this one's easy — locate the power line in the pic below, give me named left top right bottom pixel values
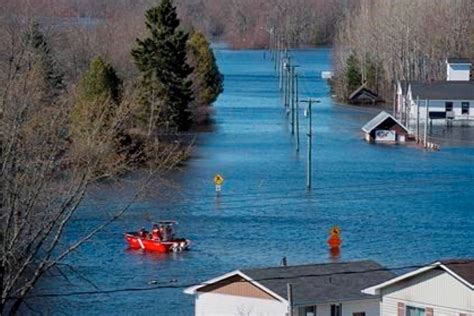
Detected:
left=12, top=261, right=471, bottom=300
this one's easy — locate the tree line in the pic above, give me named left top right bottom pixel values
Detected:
left=332, top=0, right=474, bottom=101
left=0, top=0, right=222, bottom=313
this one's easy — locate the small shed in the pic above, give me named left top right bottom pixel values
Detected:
left=349, top=85, right=380, bottom=104
left=362, top=111, right=411, bottom=143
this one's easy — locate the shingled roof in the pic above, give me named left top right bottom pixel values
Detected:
left=440, top=259, right=474, bottom=286
left=410, top=81, right=474, bottom=100
left=241, top=260, right=395, bottom=306
left=447, top=58, right=471, bottom=64
left=363, top=259, right=474, bottom=295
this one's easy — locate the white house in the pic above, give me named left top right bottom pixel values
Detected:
left=396, top=58, right=474, bottom=126
left=184, top=260, right=395, bottom=316
left=363, top=259, right=474, bottom=316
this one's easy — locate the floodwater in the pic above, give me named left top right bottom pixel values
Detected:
left=32, top=49, right=474, bottom=315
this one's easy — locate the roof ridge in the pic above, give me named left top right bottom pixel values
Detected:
left=242, top=259, right=380, bottom=272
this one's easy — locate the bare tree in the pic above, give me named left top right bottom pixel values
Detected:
left=0, top=18, right=185, bottom=314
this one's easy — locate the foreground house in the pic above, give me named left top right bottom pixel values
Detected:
left=184, top=260, right=395, bottom=316
left=362, top=111, right=412, bottom=143
left=397, top=58, right=474, bottom=126
left=363, top=259, right=474, bottom=316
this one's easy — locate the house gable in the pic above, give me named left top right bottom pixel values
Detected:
left=196, top=274, right=279, bottom=301
left=377, top=269, right=474, bottom=313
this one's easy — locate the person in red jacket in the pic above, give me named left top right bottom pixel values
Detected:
left=151, top=224, right=162, bottom=241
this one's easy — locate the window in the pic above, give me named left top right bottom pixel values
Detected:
left=462, top=102, right=470, bottom=115
left=331, top=304, right=342, bottom=316
left=353, top=313, right=366, bottom=316
left=406, top=306, right=425, bottom=316
left=298, top=306, right=316, bottom=316
left=445, top=102, right=453, bottom=112
left=299, top=306, right=316, bottom=316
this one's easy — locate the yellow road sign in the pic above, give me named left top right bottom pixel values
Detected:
left=329, top=226, right=341, bottom=237
left=214, top=174, right=224, bottom=185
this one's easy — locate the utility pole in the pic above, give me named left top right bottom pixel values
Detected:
left=278, top=39, right=283, bottom=90
left=290, top=65, right=295, bottom=134
left=287, top=283, right=293, bottom=316
left=302, top=99, right=319, bottom=189
left=295, top=74, right=300, bottom=152
left=424, top=100, right=429, bottom=148
left=416, top=97, right=420, bottom=142
left=284, top=54, right=291, bottom=110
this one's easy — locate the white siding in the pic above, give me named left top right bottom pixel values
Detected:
left=447, top=64, right=471, bottom=81
left=195, top=292, right=288, bottom=316
left=380, top=271, right=474, bottom=316
left=304, top=299, right=380, bottom=316
left=407, top=99, right=474, bottom=125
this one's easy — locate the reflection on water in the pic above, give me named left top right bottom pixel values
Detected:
left=32, top=48, right=474, bottom=315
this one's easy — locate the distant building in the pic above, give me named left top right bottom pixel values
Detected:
left=363, top=259, right=474, bottom=316
left=362, top=111, right=412, bottom=143
left=396, top=58, right=474, bottom=126
left=349, top=85, right=380, bottom=105
left=184, top=260, right=395, bottom=316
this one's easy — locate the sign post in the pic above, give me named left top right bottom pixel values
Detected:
left=214, top=174, right=224, bottom=194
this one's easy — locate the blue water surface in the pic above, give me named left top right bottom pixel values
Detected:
left=32, top=48, right=474, bottom=315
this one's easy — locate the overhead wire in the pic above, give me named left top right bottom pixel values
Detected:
left=11, top=261, right=471, bottom=300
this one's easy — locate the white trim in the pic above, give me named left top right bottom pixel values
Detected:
left=362, top=111, right=411, bottom=134
left=183, top=270, right=288, bottom=303
left=362, top=261, right=474, bottom=295
left=438, top=263, right=474, bottom=290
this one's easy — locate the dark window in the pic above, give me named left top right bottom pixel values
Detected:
left=406, top=306, right=425, bottom=316
left=445, top=102, right=453, bottom=112
left=298, top=306, right=316, bottom=316
left=353, top=313, right=366, bottom=316
left=462, top=102, right=470, bottom=115
left=331, top=304, right=342, bottom=316
left=304, top=306, right=316, bottom=316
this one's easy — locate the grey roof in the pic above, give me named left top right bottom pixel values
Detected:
left=440, top=259, right=474, bottom=286
left=361, top=111, right=409, bottom=134
left=447, top=58, right=471, bottom=64
left=411, top=81, right=474, bottom=100
left=349, top=85, right=378, bottom=101
left=242, top=260, right=395, bottom=306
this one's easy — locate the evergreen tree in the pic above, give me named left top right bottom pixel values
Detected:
left=71, top=57, right=122, bottom=141
left=188, top=31, right=223, bottom=107
left=131, top=0, right=193, bottom=132
left=24, top=21, right=64, bottom=103
left=79, top=57, right=122, bottom=104
left=346, top=53, right=362, bottom=95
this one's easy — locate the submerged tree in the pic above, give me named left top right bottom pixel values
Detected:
left=70, top=56, right=123, bottom=153
left=187, top=30, right=223, bottom=124
left=346, top=53, right=362, bottom=95
left=131, top=0, right=193, bottom=132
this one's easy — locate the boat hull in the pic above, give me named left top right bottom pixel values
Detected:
left=124, top=233, right=190, bottom=253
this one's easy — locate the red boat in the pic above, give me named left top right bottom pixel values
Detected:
left=124, top=221, right=191, bottom=253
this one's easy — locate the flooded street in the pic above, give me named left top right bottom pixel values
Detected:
left=33, top=49, right=474, bottom=315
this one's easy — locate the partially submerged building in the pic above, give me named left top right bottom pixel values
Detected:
left=396, top=58, right=474, bottom=126
left=349, top=85, right=380, bottom=105
left=362, top=111, right=412, bottom=143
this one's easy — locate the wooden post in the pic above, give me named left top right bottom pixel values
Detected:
left=416, top=96, right=420, bottom=141
left=287, top=283, right=293, bottom=316
left=307, top=100, right=312, bottom=189
left=296, top=74, right=300, bottom=152
left=290, top=65, right=295, bottom=134
left=301, top=99, right=314, bottom=189
left=424, top=100, right=429, bottom=148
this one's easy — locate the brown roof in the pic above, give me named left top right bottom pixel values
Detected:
left=441, top=259, right=474, bottom=286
